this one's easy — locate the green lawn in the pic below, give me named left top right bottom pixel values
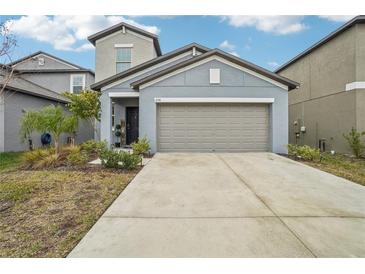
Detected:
left=0, top=151, right=24, bottom=171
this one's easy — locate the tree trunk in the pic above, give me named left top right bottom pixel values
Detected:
left=54, top=137, right=60, bottom=154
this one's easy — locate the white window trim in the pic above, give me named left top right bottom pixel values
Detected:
left=154, top=97, right=275, bottom=103
left=345, top=81, right=365, bottom=91
left=139, top=55, right=289, bottom=91
left=114, top=43, right=133, bottom=48
left=70, top=74, right=86, bottom=93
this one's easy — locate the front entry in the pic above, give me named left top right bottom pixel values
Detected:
left=126, top=107, right=139, bottom=145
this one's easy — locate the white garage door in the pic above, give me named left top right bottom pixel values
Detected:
left=157, top=103, right=270, bottom=152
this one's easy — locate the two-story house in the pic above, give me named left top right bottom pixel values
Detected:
left=0, top=52, right=95, bottom=152
left=276, top=16, right=365, bottom=153
left=89, top=22, right=298, bottom=154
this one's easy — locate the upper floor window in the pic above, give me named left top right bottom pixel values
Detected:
left=70, top=74, right=85, bottom=94
left=116, top=47, right=131, bottom=73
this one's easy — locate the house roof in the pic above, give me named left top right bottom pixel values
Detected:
left=0, top=74, right=69, bottom=103
left=131, top=49, right=299, bottom=90
left=275, top=15, right=364, bottom=73
left=8, top=51, right=93, bottom=72
left=16, top=69, right=95, bottom=75
left=91, top=43, right=210, bottom=91
left=88, top=22, right=162, bottom=56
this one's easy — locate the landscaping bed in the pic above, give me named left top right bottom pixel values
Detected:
left=0, top=165, right=139, bottom=257
left=287, top=144, right=365, bottom=187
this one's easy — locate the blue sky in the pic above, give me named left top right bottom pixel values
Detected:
left=0, top=15, right=354, bottom=71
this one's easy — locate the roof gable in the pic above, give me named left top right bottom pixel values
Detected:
left=131, top=49, right=298, bottom=90
left=91, top=43, right=210, bottom=91
left=88, top=22, right=162, bottom=56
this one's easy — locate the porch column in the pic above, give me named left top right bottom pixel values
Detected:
left=100, top=92, right=113, bottom=148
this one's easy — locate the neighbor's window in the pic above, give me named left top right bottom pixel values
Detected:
left=71, top=74, right=85, bottom=93
left=116, top=48, right=131, bottom=73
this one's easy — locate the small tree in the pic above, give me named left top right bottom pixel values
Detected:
left=19, top=105, right=78, bottom=153
left=343, top=127, right=365, bottom=158
left=63, top=90, right=101, bottom=139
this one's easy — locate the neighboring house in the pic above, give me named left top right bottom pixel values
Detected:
left=90, top=22, right=298, bottom=154
left=276, top=15, right=365, bottom=153
left=0, top=52, right=95, bottom=152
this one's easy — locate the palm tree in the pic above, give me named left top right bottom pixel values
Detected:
left=20, top=105, right=77, bottom=153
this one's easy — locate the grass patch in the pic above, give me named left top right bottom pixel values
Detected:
left=298, top=153, right=365, bottom=187
left=0, top=168, right=138, bottom=257
left=0, top=152, right=24, bottom=171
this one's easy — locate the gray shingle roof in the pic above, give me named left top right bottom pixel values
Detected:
left=0, top=73, right=69, bottom=103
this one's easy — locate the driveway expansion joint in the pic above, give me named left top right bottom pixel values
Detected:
left=216, top=154, right=318, bottom=258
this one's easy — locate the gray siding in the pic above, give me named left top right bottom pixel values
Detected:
left=138, top=60, right=288, bottom=154
left=14, top=54, right=78, bottom=70
left=95, top=29, right=158, bottom=82
left=1, top=90, right=93, bottom=152
left=21, top=72, right=95, bottom=93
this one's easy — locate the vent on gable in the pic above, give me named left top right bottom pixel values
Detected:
left=209, top=68, right=220, bottom=84
left=38, top=57, right=45, bottom=66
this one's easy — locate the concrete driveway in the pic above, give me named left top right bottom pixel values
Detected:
left=69, top=153, right=365, bottom=257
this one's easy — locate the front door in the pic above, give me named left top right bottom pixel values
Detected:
left=126, top=107, right=139, bottom=145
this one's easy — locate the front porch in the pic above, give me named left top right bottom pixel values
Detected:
left=100, top=92, right=139, bottom=148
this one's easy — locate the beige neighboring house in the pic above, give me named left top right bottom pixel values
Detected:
left=276, top=15, right=365, bottom=153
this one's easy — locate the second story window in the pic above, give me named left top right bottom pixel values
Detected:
left=116, top=47, right=131, bottom=73
left=70, top=74, right=85, bottom=94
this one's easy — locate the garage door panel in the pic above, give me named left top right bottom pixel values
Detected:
left=158, top=103, right=269, bottom=152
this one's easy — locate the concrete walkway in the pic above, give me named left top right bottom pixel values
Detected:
left=69, top=153, right=365, bottom=257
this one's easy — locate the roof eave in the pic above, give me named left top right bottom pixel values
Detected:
left=131, top=49, right=299, bottom=90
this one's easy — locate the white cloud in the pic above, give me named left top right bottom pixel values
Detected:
left=267, top=61, right=280, bottom=68
left=5, top=15, right=160, bottom=52
left=319, top=15, right=355, bottom=22
left=229, top=51, right=240, bottom=57
left=221, top=16, right=307, bottom=35
left=244, top=37, right=252, bottom=50
left=219, top=40, right=235, bottom=50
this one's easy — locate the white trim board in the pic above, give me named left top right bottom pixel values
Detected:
left=139, top=55, right=289, bottom=91
left=154, top=97, right=275, bottom=103
left=114, top=43, right=133, bottom=48
left=109, top=91, right=139, bottom=98
left=346, top=81, right=365, bottom=91
left=101, top=50, right=195, bottom=91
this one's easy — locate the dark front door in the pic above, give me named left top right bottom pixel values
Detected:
left=126, top=107, right=139, bottom=145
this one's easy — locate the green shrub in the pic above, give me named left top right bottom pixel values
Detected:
left=80, top=140, right=107, bottom=156
left=131, top=137, right=150, bottom=156
left=100, top=149, right=141, bottom=169
left=120, top=152, right=141, bottom=170
left=287, top=144, right=320, bottom=161
left=343, top=128, right=365, bottom=158
left=67, top=151, right=88, bottom=165
left=100, top=149, right=121, bottom=168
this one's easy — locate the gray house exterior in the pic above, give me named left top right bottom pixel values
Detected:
left=276, top=16, right=365, bottom=153
left=0, top=52, right=95, bottom=152
left=90, top=23, right=298, bottom=154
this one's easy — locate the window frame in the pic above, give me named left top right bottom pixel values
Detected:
left=115, top=46, right=132, bottom=73
left=70, top=74, right=86, bottom=94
